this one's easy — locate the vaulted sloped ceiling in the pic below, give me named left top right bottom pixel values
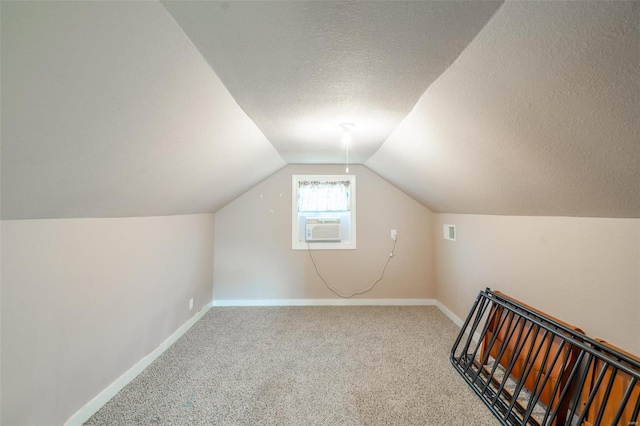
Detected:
left=161, top=1, right=503, bottom=164
left=366, top=1, right=640, bottom=217
left=1, top=1, right=285, bottom=219
left=2, top=1, right=638, bottom=220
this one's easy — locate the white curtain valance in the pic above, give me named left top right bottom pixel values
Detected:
left=298, top=180, right=351, bottom=212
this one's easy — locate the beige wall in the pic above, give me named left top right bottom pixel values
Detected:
left=213, top=165, right=435, bottom=300
left=0, top=213, right=215, bottom=426
left=434, top=214, right=640, bottom=355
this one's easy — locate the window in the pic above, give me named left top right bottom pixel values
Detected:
left=292, top=175, right=356, bottom=250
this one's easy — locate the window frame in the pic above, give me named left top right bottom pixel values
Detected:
left=291, top=174, right=356, bottom=250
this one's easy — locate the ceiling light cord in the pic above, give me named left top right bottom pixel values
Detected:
left=306, top=239, right=397, bottom=298
left=346, top=143, right=349, bottom=173
left=340, top=123, right=354, bottom=174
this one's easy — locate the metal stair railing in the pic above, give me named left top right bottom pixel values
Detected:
left=450, top=288, right=640, bottom=426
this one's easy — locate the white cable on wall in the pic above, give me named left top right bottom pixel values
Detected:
left=306, top=239, right=397, bottom=298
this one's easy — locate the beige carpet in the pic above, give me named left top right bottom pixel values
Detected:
left=85, top=306, right=500, bottom=425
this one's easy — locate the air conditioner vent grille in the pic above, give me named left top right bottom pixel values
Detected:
left=306, top=218, right=341, bottom=242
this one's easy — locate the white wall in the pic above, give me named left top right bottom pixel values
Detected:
left=434, top=214, right=640, bottom=355
left=0, top=214, right=215, bottom=425
left=213, top=165, right=435, bottom=300
left=4, top=191, right=637, bottom=426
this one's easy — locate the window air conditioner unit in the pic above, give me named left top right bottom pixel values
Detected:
left=306, top=218, right=341, bottom=242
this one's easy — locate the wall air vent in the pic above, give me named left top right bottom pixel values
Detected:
left=443, top=224, right=456, bottom=241
left=306, top=218, right=341, bottom=242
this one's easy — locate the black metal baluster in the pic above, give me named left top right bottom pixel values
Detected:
left=491, top=320, right=537, bottom=407
left=457, top=295, right=487, bottom=360
left=521, top=337, right=564, bottom=425
left=610, top=377, right=637, bottom=426
left=564, top=353, right=594, bottom=424
left=505, top=328, right=548, bottom=422
left=592, top=365, right=617, bottom=426
left=463, top=299, right=500, bottom=377
left=574, top=362, right=610, bottom=425
left=544, top=350, right=587, bottom=426
left=490, top=316, right=532, bottom=406
left=461, top=296, right=491, bottom=374
left=472, top=308, right=516, bottom=384
left=539, top=343, right=573, bottom=426
left=480, top=312, right=523, bottom=395
left=451, top=293, right=482, bottom=362
left=630, top=391, right=640, bottom=425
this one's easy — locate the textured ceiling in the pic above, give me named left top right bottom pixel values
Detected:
left=1, top=1, right=285, bottom=219
left=2, top=1, right=638, bottom=220
left=366, top=1, right=640, bottom=218
left=162, top=1, right=502, bottom=164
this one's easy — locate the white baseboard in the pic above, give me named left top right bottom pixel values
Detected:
left=64, top=302, right=212, bottom=426
left=434, top=300, right=464, bottom=328
left=212, top=298, right=436, bottom=306
left=435, top=300, right=480, bottom=342
left=64, top=298, right=468, bottom=425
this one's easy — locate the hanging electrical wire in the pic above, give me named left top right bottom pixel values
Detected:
left=307, top=238, right=397, bottom=298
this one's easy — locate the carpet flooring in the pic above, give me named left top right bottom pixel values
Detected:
left=85, top=306, right=500, bottom=425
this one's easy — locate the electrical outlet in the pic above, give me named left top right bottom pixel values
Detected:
left=189, top=298, right=193, bottom=311
left=391, top=229, right=397, bottom=241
